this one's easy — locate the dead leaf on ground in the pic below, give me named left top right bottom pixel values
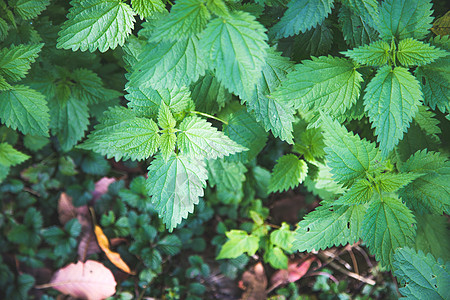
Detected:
left=431, top=11, right=450, bottom=36
left=58, top=192, right=90, bottom=228
left=239, top=262, right=267, bottom=300
left=47, top=260, right=116, bottom=300
left=92, top=177, right=116, bottom=201
left=270, top=256, right=317, bottom=289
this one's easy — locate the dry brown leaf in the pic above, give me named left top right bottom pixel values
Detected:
left=239, top=262, right=267, bottom=300
left=92, top=177, right=116, bottom=201
left=94, top=225, right=134, bottom=274
left=58, top=192, right=90, bottom=228
left=49, top=260, right=116, bottom=300
left=431, top=11, right=450, bottom=36
left=270, top=257, right=317, bottom=288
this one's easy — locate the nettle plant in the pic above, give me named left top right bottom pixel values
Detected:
left=0, top=0, right=449, bottom=297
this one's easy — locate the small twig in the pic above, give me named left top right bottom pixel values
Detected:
left=347, top=248, right=359, bottom=275
left=322, top=250, right=352, bottom=270
left=328, top=261, right=376, bottom=285
left=306, top=271, right=339, bottom=284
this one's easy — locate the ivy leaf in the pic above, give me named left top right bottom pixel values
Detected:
left=364, top=66, right=422, bottom=157
left=270, top=0, right=334, bottom=39
left=245, top=48, right=296, bottom=144
left=129, top=36, right=206, bottom=90
left=0, top=142, right=30, bottom=167
left=415, top=214, right=450, bottom=262
left=57, top=0, right=136, bottom=53
left=0, top=85, right=49, bottom=136
left=49, top=96, right=89, bottom=152
left=338, top=5, right=378, bottom=48
left=131, top=0, right=166, bottom=19
left=377, top=0, right=433, bottom=41
left=200, top=11, right=268, bottom=100
left=399, top=150, right=450, bottom=215
left=0, top=43, right=43, bottom=83
left=393, top=248, right=450, bottom=299
left=150, top=0, right=211, bottom=42
left=146, top=154, right=208, bottom=231
left=334, top=179, right=373, bottom=205
left=340, top=0, right=378, bottom=28
left=319, top=113, right=382, bottom=188
left=217, top=230, right=259, bottom=259
left=79, top=107, right=160, bottom=161
left=11, top=0, right=50, bottom=20
left=268, top=154, right=307, bottom=193
left=178, top=116, right=247, bottom=159
left=293, top=203, right=366, bottom=252
left=223, top=109, right=268, bottom=163
left=362, top=196, right=416, bottom=270
left=397, top=38, right=449, bottom=67
left=272, top=56, right=363, bottom=116
left=342, top=40, right=390, bottom=66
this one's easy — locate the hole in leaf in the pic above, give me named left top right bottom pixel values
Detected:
left=347, top=222, right=350, bottom=229
left=307, top=228, right=310, bottom=232
left=434, top=284, right=438, bottom=288
left=329, top=208, right=334, bottom=212
left=432, top=274, right=436, bottom=278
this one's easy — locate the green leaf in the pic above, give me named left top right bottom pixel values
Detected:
left=57, top=0, right=136, bottom=52
left=362, top=196, right=416, bottom=269
left=376, top=172, right=422, bottom=193
left=146, top=154, right=208, bottom=231
left=335, top=179, right=374, bottom=205
left=0, top=43, right=43, bottom=83
left=217, top=230, right=259, bottom=259
left=156, top=235, right=182, bottom=256
left=159, top=132, right=177, bottom=161
left=126, top=85, right=192, bottom=118
left=340, top=0, right=378, bottom=28
left=272, top=56, right=363, bottom=116
left=415, top=214, right=450, bottom=262
left=293, top=203, right=366, bottom=252
left=80, top=107, right=161, bottom=161
left=178, top=116, right=247, bottom=159
left=399, top=150, right=450, bottom=215
left=0, top=85, right=49, bottom=136
left=190, top=72, right=231, bottom=115
left=0, top=164, right=9, bottom=183
left=157, top=104, right=176, bottom=129
left=338, top=5, right=378, bottom=48
left=49, top=96, right=89, bottom=151
left=129, top=36, right=207, bottom=90
left=207, top=158, right=246, bottom=204
left=364, top=66, right=422, bottom=157
left=393, top=248, right=450, bottom=299
left=150, top=0, right=210, bottom=42
left=397, top=38, right=449, bottom=67
left=413, top=105, right=441, bottom=140
left=200, top=11, right=268, bottom=100
left=12, top=0, right=50, bottom=20
left=293, top=21, right=333, bottom=59
left=23, top=135, right=49, bottom=151
left=245, top=48, right=296, bottom=143
left=265, top=246, right=288, bottom=269
left=223, top=109, right=268, bottom=163
left=131, top=0, right=166, bottom=19
left=71, top=69, right=121, bottom=105
left=342, top=40, right=390, bottom=66
left=0, top=142, right=29, bottom=167
left=292, top=121, right=326, bottom=162
left=268, top=154, right=307, bottom=193
left=319, top=113, right=382, bottom=187
left=270, top=0, right=334, bottom=39
left=377, top=0, right=433, bottom=41
left=270, top=222, right=295, bottom=252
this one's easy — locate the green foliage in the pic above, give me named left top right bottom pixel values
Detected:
left=268, top=154, right=307, bottom=193
left=131, top=0, right=166, bottom=20
left=0, top=43, right=43, bottom=85
left=0, top=142, right=29, bottom=167
left=217, top=230, right=259, bottom=259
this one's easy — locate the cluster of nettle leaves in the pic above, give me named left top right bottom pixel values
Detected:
left=0, top=0, right=449, bottom=298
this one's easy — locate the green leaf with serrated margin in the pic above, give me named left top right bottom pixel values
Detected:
left=377, top=0, right=433, bottom=41
left=293, top=21, right=333, bottom=59
left=340, top=0, right=378, bottom=28
left=131, top=0, right=166, bottom=19
left=207, top=158, right=246, bottom=204
left=397, top=38, right=448, bottom=67
left=376, top=172, right=423, bottom=193
left=246, top=48, right=295, bottom=144
left=362, top=196, right=416, bottom=270
left=413, top=105, right=441, bottom=141
left=268, top=154, right=307, bottom=193
left=0, top=85, right=49, bottom=136
left=293, top=203, right=366, bottom=252
left=399, top=150, right=450, bottom=215
left=393, top=248, right=450, bottom=299
left=364, top=66, right=422, bottom=157
left=334, top=179, right=373, bottom=205
left=71, top=69, right=121, bottom=105
left=57, top=0, right=135, bottom=52
left=342, top=40, right=390, bottom=66
left=0, top=43, right=43, bottom=82
left=12, top=0, right=50, bottom=20
left=157, top=104, right=176, bottom=129
left=178, top=116, right=247, bottom=159
left=129, top=36, right=206, bottom=90
left=146, top=154, right=208, bottom=231
left=223, top=109, right=268, bottom=163
left=190, top=72, right=231, bottom=115
left=150, top=0, right=210, bottom=42
left=217, top=230, right=259, bottom=259
left=0, top=143, right=29, bottom=167
left=270, top=222, right=295, bottom=252
left=80, top=107, right=160, bottom=161
left=415, top=214, right=450, bottom=262
left=272, top=56, right=363, bottom=116
left=200, top=11, right=268, bottom=100
left=319, top=113, right=382, bottom=188
left=270, top=0, right=334, bottom=39
left=338, top=5, right=378, bottom=48
left=49, top=97, right=89, bottom=152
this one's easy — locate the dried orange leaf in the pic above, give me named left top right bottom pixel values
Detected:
left=50, top=260, right=116, bottom=300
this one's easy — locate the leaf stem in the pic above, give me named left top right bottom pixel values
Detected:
left=188, top=111, right=228, bottom=125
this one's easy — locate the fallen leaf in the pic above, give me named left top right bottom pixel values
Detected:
left=78, top=231, right=101, bottom=261
left=239, top=262, right=267, bottom=300
left=50, top=260, right=116, bottom=300
left=58, top=192, right=90, bottom=228
left=92, top=177, right=116, bottom=201
left=94, top=225, right=134, bottom=274
left=270, top=256, right=317, bottom=288
left=431, top=11, right=450, bottom=36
